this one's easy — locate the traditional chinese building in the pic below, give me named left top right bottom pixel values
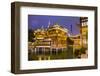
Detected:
left=29, top=23, right=68, bottom=54
left=47, top=24, right=68, bottom=49
left=28, top=17, right=88, bottom=59
left=69, top=17, right=88, bottom=50
left=70, top=35, right=82, bottom=50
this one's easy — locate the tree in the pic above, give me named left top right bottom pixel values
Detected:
left=28, top=29, right=35, bottom=42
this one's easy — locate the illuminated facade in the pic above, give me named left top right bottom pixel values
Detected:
left=47, top=24, right=68, bottom=49
left=70, top=35, right=82, bottom=49
left=28, top=17, right=88, bottom=56
left=80, top=17, right=88, bottom=48
left=29, top=24, right=68, bottom=53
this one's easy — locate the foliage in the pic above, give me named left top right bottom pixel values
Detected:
left=28, top=29, right=35, bottom=42
left=74, top=47, right=87, bottom=58
left=80, top=47, right=87, bottom=54
left=67, top=37, right=74, bottom=45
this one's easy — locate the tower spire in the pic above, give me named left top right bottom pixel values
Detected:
left=48, top=20, right=50, bottom=28
left=41, top=25, right=44, bottom=30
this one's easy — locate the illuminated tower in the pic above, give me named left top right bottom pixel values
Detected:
left=80, top=17, right=88, bottom=48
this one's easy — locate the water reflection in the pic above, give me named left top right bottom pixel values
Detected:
left=28, top=46, right=74, bottom=60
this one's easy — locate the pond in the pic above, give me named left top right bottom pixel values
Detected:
left=28, top=46, right=75, bottom=61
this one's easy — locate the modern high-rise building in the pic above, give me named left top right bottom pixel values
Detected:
left=80, top=17, right=88, bottom=48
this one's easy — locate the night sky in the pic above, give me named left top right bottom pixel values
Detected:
left=28, top=15, right=81, bottom=35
